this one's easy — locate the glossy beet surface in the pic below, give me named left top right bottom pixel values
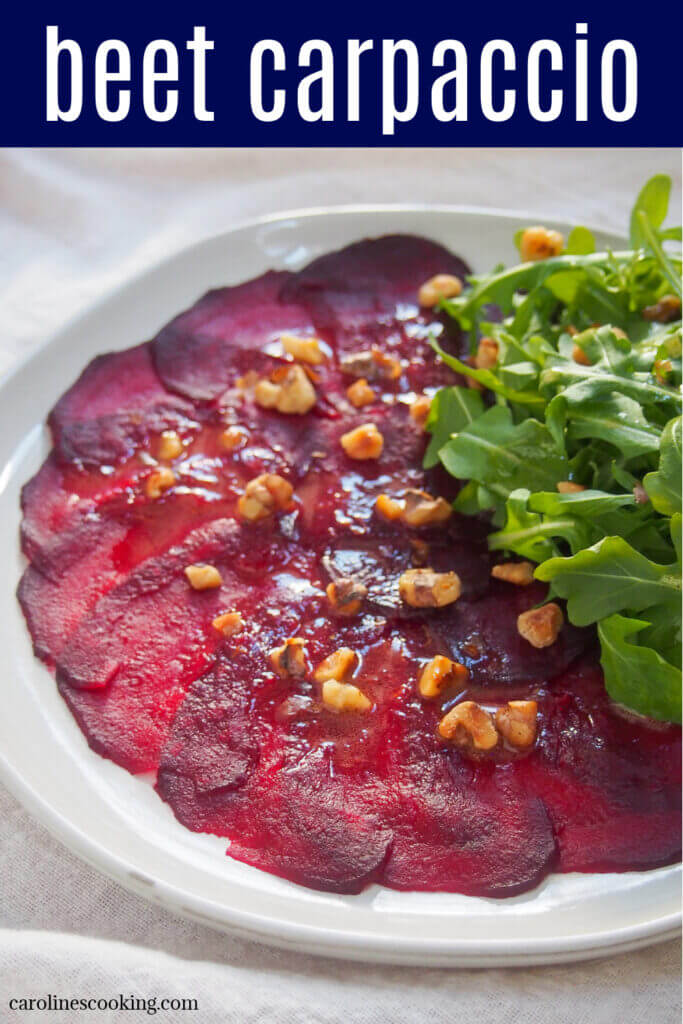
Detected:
left=19, top=236, right=681, bottom=895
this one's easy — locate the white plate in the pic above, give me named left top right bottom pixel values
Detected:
left=0, top=206, right=680, bottom=967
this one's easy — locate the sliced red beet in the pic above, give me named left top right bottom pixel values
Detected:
left=19, top=233, right=681, bottom=896
left=516, top=662, right=682, bottom=873
left=49, top=342, right=197, bottom=466
left=152, top=272, right=318, bottom=402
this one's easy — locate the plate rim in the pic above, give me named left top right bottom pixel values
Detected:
left=2, top=202, right=680, bottom=966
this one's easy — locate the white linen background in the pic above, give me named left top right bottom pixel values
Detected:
left=0, top=147, right=681, bottom=1023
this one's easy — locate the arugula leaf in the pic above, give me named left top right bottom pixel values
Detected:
left=430, top=340, right=545, bottom=410
left=439, top=406, right=567, bottom=499
left=630, top=174, right=671, bottom=248
left=565, top=225, right=596, bottom=255
left=564, top=394, right=661, bottom=459
left=488, top=489, right=594, bottom=560
left=599, top=614, right=681, bottom=724
left=423, top=386, right=484, bottom=469
left=534, top=535, right=681, bottom=626
left=643, top=416, right=682, bottom=515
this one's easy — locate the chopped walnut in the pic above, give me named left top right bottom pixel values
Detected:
left=556, top=480, right=586, bottom=494
left=418, top=655, right=468, bottom=699
left=326, top=578, right=368, bottom=616
left=642, top=295, right=681, bottom=323
left=185, top=564, right=223, bottom=590
left=220, top=426, right=248, bottom=451
left=254, top=364, right=316, bottom=415
left=474, top=337, right=499, bottom=370
left=340, top=423, right=384, bottom=460
left=269, top=637, right=307, bottom=678
left=281, top=333, right=325, bottom=364
left=495, top=700, right=538, bottom=749
left=341, top=348, right=401, bottom=382
left=633, top=482, right=650, bottom=505
left=438, top=701, right=498, bottom=751
left=375, top=489, right=451, bottom=528
left=654, top=358, right=673, bottom=384
left=314, top=647, right=359, bottom=683
left=157, top=430, right=183, bottom=460
left=346, top=378, right=375, bottom=408
left=238, top=473, right=294, bottom=522
left=520, top=226, right=563, bottom=262
left=418, top=273, right=463, bottom=307
left=212, top=611, right=244, bottom=637
left=145, top=467, right=175, bottom=499
left=491, top=561, right=535, bottom=586
left=322, top=680, right=372, bottom=713
left=572, top=344, right=592, bottom=366
left=409, top=394, right=432, bottom=427
left=517, top=603, right=563, bottom=648
left=399, top=569, right=461, bottom=608
left=403, top=489, right=452, bottom=527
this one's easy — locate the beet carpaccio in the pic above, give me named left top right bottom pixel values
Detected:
left=18, top=236, right=681, bottom=896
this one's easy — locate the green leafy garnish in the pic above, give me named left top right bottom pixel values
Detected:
left=426, top=175, right=682, bottom=723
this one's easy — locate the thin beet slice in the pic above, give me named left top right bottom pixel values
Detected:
left=49, top=342, right=196, bottom=466
left=424, top=580, right=590, bottom=690
left=152, top=272, right=317, bottom=402
left=58, top=518, right=321, bottom=772
left=516, top=662, right=682, bottom=873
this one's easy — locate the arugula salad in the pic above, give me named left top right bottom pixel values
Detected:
left=425, top=175, right=682, bottom=723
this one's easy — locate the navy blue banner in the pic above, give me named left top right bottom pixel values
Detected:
left=1, top=2, right=680, bottom=146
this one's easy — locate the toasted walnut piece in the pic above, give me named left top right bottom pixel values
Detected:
left=145, top=467, right=176, bottom=500
left=491, top=561, right=536, bottom=586
left=254, top=365, right=317, bottom=415
left=346, top=378, right=375, bottom=408
left=438, top=701, right=498, bottom=751
left=269, top=637, right=307, bottom=678
left=157, top=430, right=183, bottom=460
left=520, top=226, right=564, bottom=262
left=557, top=480, right=586, bottom=494
left=276, top=364, right=317, bottom=414
left=238, top=473, right=294, bottom=522
left=654, top=358, right=673, bottom=384
left=474, top=337, right=499, bottom=370
left=566, top=325, right=578, bottom=336
left=212, top=611, right=244, bottom=637
left=281, top=333, right=325, bottom=365
left=572, top=344, right=592, bottom=366
left=642, top=295, right=681, bottom=323
left=236, top=370, right=259, bottom=390
left=375, top=494, right=404, bottom=522
left=409, top=394, right=432, bottom=426
left=418, top=655, right=469, bottom=699
left=253, top=378, right=281, bottom=409
left=220, top=426, right=248, bottom=451
left=341, top=348, right=401, bottom=382
left=418, top=273, right=463, bottom=307
left=314, top=647, right=359, bottom=683
left=399, top=569, right=461, bottom=608
left=322, top=680, right=372, bottom=713
left=185, top=563, right=222, bottom=590
left=633, top=482, right=650, bottom=505
left=402, top=489, right=452, bottom=527
left=495, top=700, right=538, bottom=749
left=326, top=578, right=368, bottom=616
left=518, top=603, right=564, bottom=649
left=341, top=423, right=384, bottom=460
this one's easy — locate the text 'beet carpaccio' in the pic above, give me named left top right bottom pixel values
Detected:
left=18, top=236, right=681, bottom=896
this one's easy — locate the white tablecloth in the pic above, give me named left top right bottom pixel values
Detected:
left=1, top=147, right=681, bottom=1022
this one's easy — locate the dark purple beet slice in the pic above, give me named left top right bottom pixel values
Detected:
left=152, top=272, right=317, bottom=402
left=517, top=662, right=682, bottom=873
left=49, top=342, right=196, bottom=466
